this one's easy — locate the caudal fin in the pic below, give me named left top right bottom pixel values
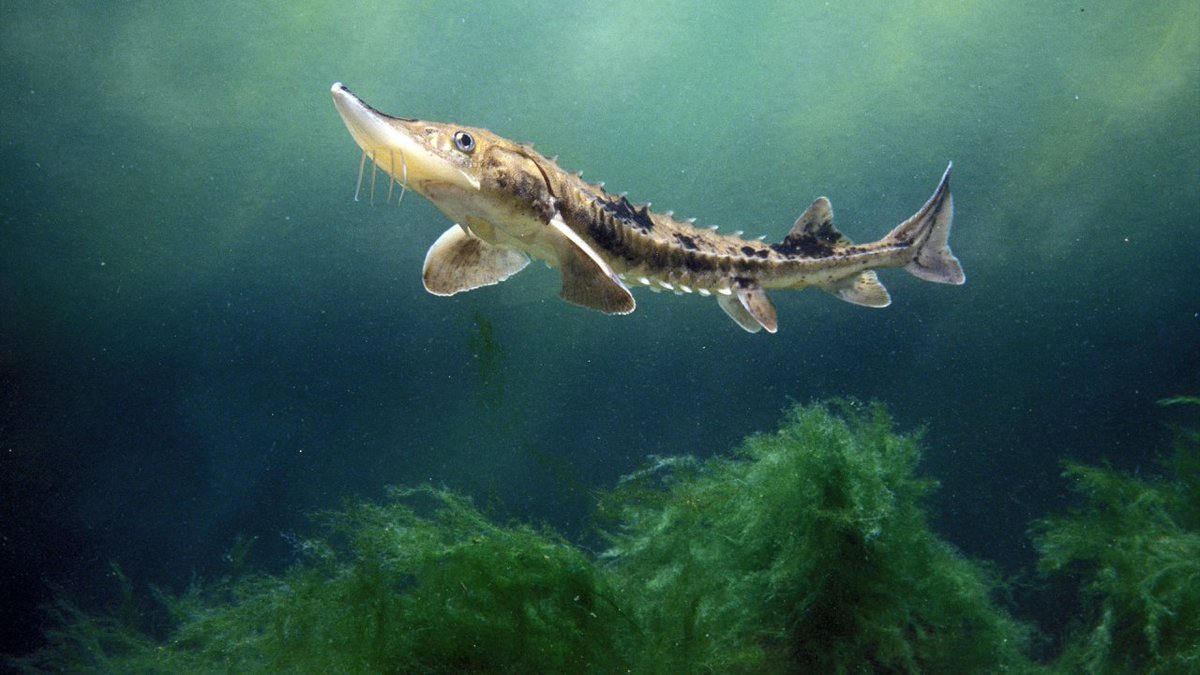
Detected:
left=887, top=163, right=964, bottom=285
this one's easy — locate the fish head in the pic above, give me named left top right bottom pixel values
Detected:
left=331, top=83, right=551, bottom=239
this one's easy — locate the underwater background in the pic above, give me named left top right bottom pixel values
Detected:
left=1, top=0, right=1197, bottom=669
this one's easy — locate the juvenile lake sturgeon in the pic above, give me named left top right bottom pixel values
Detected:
left=331, top=83, right=964, bottom=333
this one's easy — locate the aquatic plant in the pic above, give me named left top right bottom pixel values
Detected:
left=13, top=402, right=1038, bottom=673
left=14, top=487, right=635, bottom=674
left=1034, top=397, right=1200, bottom=674
left=11, top=564, right=165, bottom=673
left=600, top=401, right=1034, bottom=673
left=467, top=311, right=506, bottom=409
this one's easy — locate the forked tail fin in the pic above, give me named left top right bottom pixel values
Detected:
left=886, top=163, right=964, bottom=285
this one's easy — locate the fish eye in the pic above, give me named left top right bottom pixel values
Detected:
left=453, top=131, right=475, bottom=153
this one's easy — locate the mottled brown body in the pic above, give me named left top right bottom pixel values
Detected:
left=331, top=83, right=963, bottom=333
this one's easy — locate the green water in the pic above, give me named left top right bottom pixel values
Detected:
left=1, top=0, right=1197, bottom=666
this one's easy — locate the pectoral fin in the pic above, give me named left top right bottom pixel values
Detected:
left=547, top=212, right=635, bottom=314
left=718, top=283, right=778, bottom=333
left=422, top=225, right=530, bottom=296
left=823, top=271, right=892, bottom=308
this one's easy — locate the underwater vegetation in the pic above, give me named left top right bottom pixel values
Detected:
left=15, top=487, right=634, bottom=674
left=598, top=401, right=1032, bottom=673
left=467, top=311, right=506, bottom=409
left=10, top=399, right=1200, bottom=673
left=1032, top=396, right=1200, bottom=674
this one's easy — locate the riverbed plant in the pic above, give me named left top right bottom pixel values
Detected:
left=12, top=402, right=1037, bottom=673
left=1034, top=397, right=1200, bottom=674
left=14, top=487, right=635, bottom=674
left=601, top=400, right=1034, bottom=673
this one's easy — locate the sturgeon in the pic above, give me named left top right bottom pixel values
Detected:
left=330, top=83, right=964, bottom=333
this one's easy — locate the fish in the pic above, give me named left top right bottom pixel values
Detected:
left=330, top=82, right=963, bottom=334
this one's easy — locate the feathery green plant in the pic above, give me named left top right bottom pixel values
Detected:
left=1034, top=397, right=1200, bottom=674
left=12, top=402, right=1040, bottom=673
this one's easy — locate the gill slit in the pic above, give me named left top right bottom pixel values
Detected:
left=515, top=148, right=559, bottom=214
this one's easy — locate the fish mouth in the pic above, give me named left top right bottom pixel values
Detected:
left=330, top=83, right=478, bottom=199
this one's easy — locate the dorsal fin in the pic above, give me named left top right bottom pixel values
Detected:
left=772, top=197, right=851, bottom=258
left=788, top=197, right=851, bottom=245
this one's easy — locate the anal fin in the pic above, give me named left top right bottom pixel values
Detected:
left=422, top=225, right=530, bottom=296
left=547, top=212, right=635, bottom=315
left=823, top=271, right=892, bottom=308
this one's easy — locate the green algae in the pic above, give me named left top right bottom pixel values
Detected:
left=15, top=487, right=635, bottom=674
left=1033, top=397, right=1200, bottom=674
left=13, top=402, right=1040, bottom=673
left=602, top=401, right=1034, bottom=673
left=467, top=311, right=506, bottom=410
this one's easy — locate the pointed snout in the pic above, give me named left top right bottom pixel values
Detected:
left=330, top=82, right=403, bottom=155
left=330, top=83, right=479, bottom=194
